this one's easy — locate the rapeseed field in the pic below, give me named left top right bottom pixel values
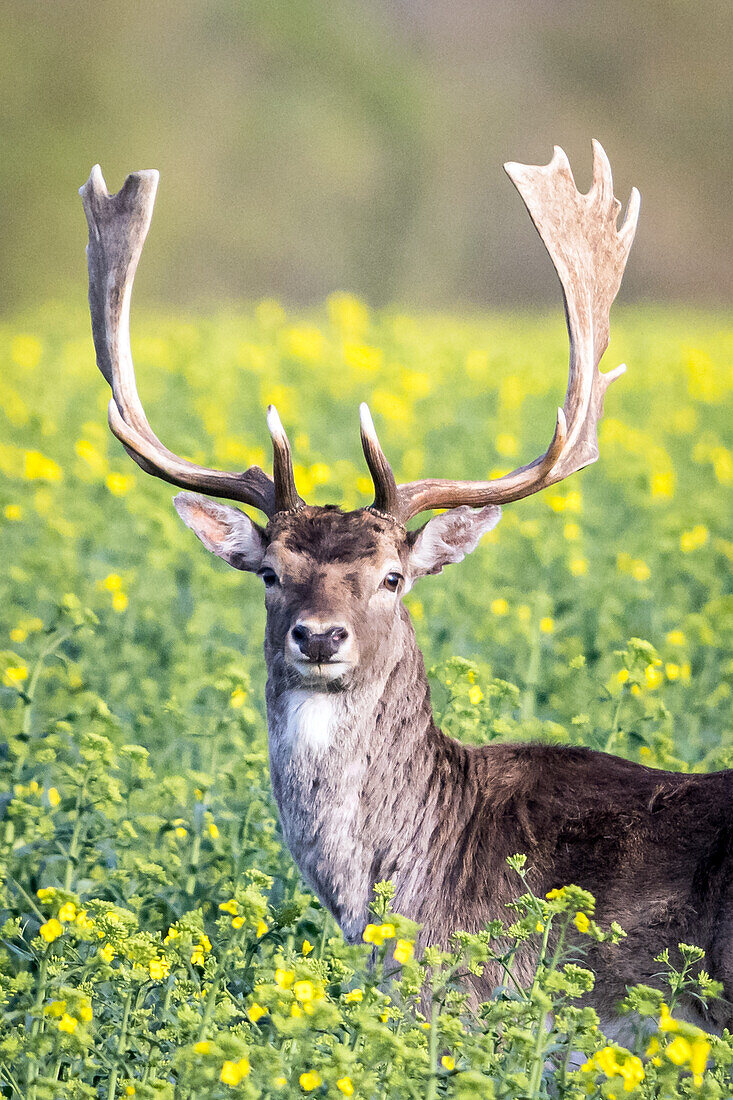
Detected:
left=0, top=299, right=731, bottom=1096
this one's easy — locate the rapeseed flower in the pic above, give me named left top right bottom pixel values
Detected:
left=220, top=1058, right=250, bottom=1085
left=4, top=665, right=28, bottom=686
left=39, top=918, right=63, bottom=942
left=394, top=939, right=414, bottom=963
left=299, top=1070, right=321, bottom=1091
left=336, top=1077, right=354, bottom=1096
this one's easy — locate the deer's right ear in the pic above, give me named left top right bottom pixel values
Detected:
left=173, top=492, right=267, bottom=572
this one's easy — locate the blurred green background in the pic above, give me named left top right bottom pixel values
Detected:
left=1, top=0, right=731, bottom=313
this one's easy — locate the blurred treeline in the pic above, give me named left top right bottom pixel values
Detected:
left=1, top=0, right=731, bottom=311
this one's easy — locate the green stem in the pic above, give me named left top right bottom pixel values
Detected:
left=425, top=984, right=440, bottom=1100
left=63, top=771, right=89, bottom=892
left=106, top=988, right=133, bottom=1100
left=22, top=629, right=74, bottom=737
left=26, top=948, right=50, bottom=1099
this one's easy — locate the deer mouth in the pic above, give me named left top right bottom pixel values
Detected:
left=291, top=657, right=352, bottom=684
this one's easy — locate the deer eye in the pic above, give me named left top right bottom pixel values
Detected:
left=383, top=571, right=403, bottom=592
left=259, top=568, right=280, bottom=589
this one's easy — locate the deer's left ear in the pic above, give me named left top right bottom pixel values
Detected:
left=406, top=505, right=502, bottom=579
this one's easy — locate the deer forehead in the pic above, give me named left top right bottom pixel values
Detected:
left=264, top=507, right=406, bottom=577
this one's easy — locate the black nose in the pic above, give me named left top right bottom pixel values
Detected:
left=291, top=623, right=349, bottom=662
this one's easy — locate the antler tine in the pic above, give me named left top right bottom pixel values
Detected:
left=359, top=403, right=399, bottom=516
left=383, top=140, right=639, bottom=524
left=80, top=165, right=277, bottom=516
left=266, top=406, right=303, bottom=513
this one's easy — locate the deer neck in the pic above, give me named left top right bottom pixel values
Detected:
left=264, top=607, right=441, bottom=940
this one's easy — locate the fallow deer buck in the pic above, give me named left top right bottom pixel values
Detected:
left=81, top=143, right=733, bottom=1031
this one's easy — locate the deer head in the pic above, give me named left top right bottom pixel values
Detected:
left=80, top=143, right=639, bottom=695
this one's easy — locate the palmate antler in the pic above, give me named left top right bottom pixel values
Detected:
left=80, top=166, right=301, bottom=517
left=81, top=141, right=638, bottom=524
left=362, top=140, right=640, bottom=523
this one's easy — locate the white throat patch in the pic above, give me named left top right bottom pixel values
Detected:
left=283, top=690, right=340, bottom=753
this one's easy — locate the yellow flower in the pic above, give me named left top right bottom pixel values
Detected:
left=99, top=943, right=115, bottom=963
left=219, top=899, right=238, bottom=915
left=79, top=999, right=93, bottom=1021
left=343, top=343, right=382, bottom=373
left=125, top=1088, right=136, bottom=1097
left=58, top=1012, right=78, bottom=1033
left=336, top=1076, right=354, bottom=1096
left=194, top=1040, right=212, bottom=1054
left=491, top=597, right=509, bottom=615
left=666, top=629, right=686, bottom=647
left=275, top=968, right=295, bottom=989
left=47, top=787, right=61, bottom=807
left=255, top=918, right=268, bottom=937
left=9, top=627, right=27, bottom=642
left=631, top=560, right=651, bottom=582
left=149, top=957, right=170, bottom=981
left=344, top=989, right=363, bottom=1003
left=4, top=665, right=28, bottom=686
left=25, top=450, right=62, bottom=482
left=651, top=471, right=675, bottom=498
left=441, top=1055, right=455, bottom=1071
left=39, top=918, right=63, bottom=942
left=393, top=939, right=414, bottom=964
left=616, top=668, right=630, bottom=684
left=689, top=1036, right=710, bottom=1081
left=175, top=826, right=187, bottom=839
left=4, top=504, right=23, bottom=521
left=680, top=524, right=709, bottom=552
left=220, top=1058, right=250, bottom=1085
left=293, top=980, right=314, bottom=1003
left=208, top=822, right=220, bottom=839
left=645, top=665, right=663, bottom=690
left=46, top=999, right=67, bottom=1017
left=102, top=573, right=122, bottom=591
left=247, top=1001, right=267, bottom=1022
left=496, top=433, right=518, bottom=458
left=302, top=939, right=314, bottom=955
left=468, top=685, right=483, bottom=705
left=563, top=522, right=581, bottom=541
left=363, top=923, right=385, bottom=946
left=286, top=326, right=323, bottom=362
left=535, top=922, right=544, bottom=933
left=58, top=902, right=77, bottom=922
left=574, top=911, right=590, bottom=934
left=75, top=439, right=108, bottom=476
left=105, top=473, right=133, bottom=496
left=570, top=556, right=588, bottom=576
left=112, top=592, right=129, bottom=613
left=666, top=662, right=680, bottom=681
left=274, top=1077, right=287, bottom=1088
left=659, top=1002, right=679, bottom=1032
left=232, top=916, right=245, bottom=929
left=299, top=1071, right=321, bottom=1092
left=539, top=616, right=555, bottom=634
left=11, top=334, right=42, bottom=369
left=76, top=910, right=94, bottom=931
left=230, top=687, right=247, bottom=709
left=665, top=1034, right=692, bottom=1065
left=190, top=947, right=205, bottom=966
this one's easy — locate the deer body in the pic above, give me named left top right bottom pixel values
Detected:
left=268, top=586, right=733, bottom=1028
left=80, top=143, right=733, bottom=1025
